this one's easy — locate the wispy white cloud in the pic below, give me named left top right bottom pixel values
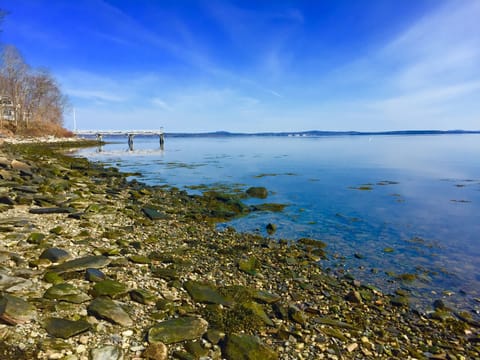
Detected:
left=67, top=89, right=126, bottom=102
left=151, top=98, right=173, bottom=111
left=316, top=0, right=480, bottom=130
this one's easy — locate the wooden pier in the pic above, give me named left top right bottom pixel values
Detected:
left=74, top=130, right=165, bottom=148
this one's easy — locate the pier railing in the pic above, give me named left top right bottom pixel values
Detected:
left=74, top=130, right=165, bottom=149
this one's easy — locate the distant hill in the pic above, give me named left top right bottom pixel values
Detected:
left=166, top=130, right=480, bottom=137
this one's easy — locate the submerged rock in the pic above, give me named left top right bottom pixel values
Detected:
left=246, top=187, right=268, bottom=199
left=266, top=223, right=277, bottom=235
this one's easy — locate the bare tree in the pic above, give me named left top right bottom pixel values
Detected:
left=0, top=45, right=29, bottom=127
left=27, top=69, right=69, bottom=126
left=0, top=44, right=69, bottom=132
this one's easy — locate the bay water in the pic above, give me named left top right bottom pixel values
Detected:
left=77, top=134, right=480, bottom=316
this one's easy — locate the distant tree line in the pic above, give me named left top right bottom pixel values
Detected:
left=0, top=10, right=70, bottom=134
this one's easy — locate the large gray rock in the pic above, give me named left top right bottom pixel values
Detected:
left=0, top=294, right=36, bottom=325
left=87, top=297, right=133, bottom=326
left=148, top=317, right=208, bottom=344
left=50, top=255, right=110, bottom=274
left=43, top=317, right=91, bottom=338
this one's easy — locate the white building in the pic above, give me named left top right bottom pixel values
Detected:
left=0, top=95, right=15, bottom=122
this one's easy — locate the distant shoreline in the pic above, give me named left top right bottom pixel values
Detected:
left=74, top=129, right=480, bottom=138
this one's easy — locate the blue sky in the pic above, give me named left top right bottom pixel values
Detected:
left=1, top=0, right=479, bottom=132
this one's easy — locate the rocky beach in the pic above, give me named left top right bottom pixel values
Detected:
left=0, top=139, right=479, bottom=360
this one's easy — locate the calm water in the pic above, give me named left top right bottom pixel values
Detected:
left=77, top=134, right=480, bottom=316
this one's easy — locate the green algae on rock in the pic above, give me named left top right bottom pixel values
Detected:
left=148, top=317, right=208, bottom=344
left=221, top=334, right=278, bottom=360
left=87, top=297, right=133, bottom=327
left=43, top=317, right=91, bottom=339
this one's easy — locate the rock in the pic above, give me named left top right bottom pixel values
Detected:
left=91, top=280, right=129, bottom=298
left=246, top=187, right=268, bottom=199
left=0, top=196, right=14, bottom=205
left=222, top=334, right=278, bottom=360
left=130, top=289, right=157, bottom=305
left=266, top=223, right=277, bottom=235
left=205, top=329, right=226, bottom=345
left=27, top=232, right=46, bottom=244
left=0, top=169, right=13, bottom=181
left=184, top=281, right=232, bottom=306
left=29, top=207, right=74, bottom=214
left=142, top=207, right=167, bottom=220
left=85, top=268, right=106, bottom=282
left=148, top=317, right=208, bottom=344
left=288, top=305, right=307, bottom=325
left=50, top=255, right=111, bottom=274
left=49, top=225, right=64, bottom=235
left=345, top=290, right=362, bottom=304
left=252, top=290, right=281, bottom=304
left=0, top=294, right=36, bottom=325
left=250, top=203, right=286, bottom=212
left=0, top=156, right=11, bottom=168
left=11, top=160, right=31, bottom=173
left=151, top=267, right=179, bottom=281
left=143, top=342, right=168, bottom=360
left=238, top=257, right=260, bottom=276
left=43, top=272, right=64, bottom=285
left=13, top=185, right=38, bottom=194
left=0, top=269, right=26, bottom=290
left=39, top=248, right=71, bottom=263
left=87, top=297, right=133, bottom=327
left=390, top=296, right=409, bottom=307
left=242, top=302, right=274, bottom=326
left=128, top=255, right=151, bottom=264
left=90, top=345, right=124, bottom=360
left=433, top=299, right=447, bottom=310
left=44, top=283, right=90, bottom=303
left=184, top=340, right=209, bottom=358
left=43, top=317, right=91, bottom=339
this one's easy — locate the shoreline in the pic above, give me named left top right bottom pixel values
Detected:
left=0, top=140, right=479, bottom=359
